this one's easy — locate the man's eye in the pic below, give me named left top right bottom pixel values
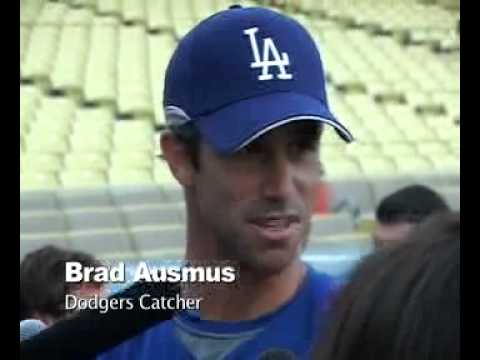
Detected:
left=289, top=140, right=317, bottom=153
left=238, top=143, right=263, bottom=156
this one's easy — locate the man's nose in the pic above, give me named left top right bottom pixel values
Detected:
left=261, top=151, right=296, bottom=200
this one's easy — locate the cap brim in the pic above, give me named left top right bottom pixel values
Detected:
left=195, top=92, right=354, bottom=154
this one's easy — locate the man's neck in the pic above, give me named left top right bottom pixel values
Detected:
left=190, top=260, right=307, bottom=321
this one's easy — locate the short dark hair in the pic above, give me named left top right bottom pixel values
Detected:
left=314, top=211, right=460, bottom=360
left=20, top=246, right=103, bottom=321
left=376, top=184, right=450, bottom=224
left=169, top=122, right=202, bottom=170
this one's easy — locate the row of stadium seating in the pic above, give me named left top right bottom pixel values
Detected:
left=20, top=4, right=459, bottom=121
left=20, top=210, right=372, bottom=262
left=20, top=180, right=460, bottom=260
left=20, top=176, right=460, bottom=214
left=20, top=0, right=459, bottom=193
left=20, top=83, right=459, bottom=190
left=21, top=0, right=245, bottom=27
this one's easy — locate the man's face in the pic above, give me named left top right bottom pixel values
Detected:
left=190, top=121, right=322, bottom=274
left=373, top=222, right=415, bottom=250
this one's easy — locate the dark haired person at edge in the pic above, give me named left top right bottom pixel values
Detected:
left=373, top=185, right=450, bottom=249
left=314, top=212, right=460, bottom=360
left=20, top=245, right=105, bottom=325
left=97, top=4, right=354, bottom=360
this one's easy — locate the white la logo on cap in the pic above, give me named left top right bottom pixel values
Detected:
left=244, top=27, right=293, bottom=81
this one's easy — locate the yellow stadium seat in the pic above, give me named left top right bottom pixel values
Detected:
left=61, top=170, right=108, bottom=188
left=109, top=168, right=154, bottom=185
left=97, top=0, right=122, bottom=16
left=450, top=142, right=460, bottom=157
left=345, top=143, right=380, bottom=158
left=20, top=105, right=35, bottom=125
left=26, top=135, right=70, bottom=154
left=154, top=160, right=178, bottom=186
left=22, top=26, right=60, bottom=83
left=146, top=0, right=172, bottom=30
left=113, top=121, right=155, bottom=151
left=29, top=118, right=72, bottom=137
left=75, top=107, right=115, bottom=124
left=416, top=142, right=450, bottom=156
left=422, top=114, right=454, bottom=129
left=383, top=104, right=419, bottom=127
left=69, top=0, right=96, bottom=8
left=20, top=26, right=32, bottom=75
left=20, top=85, right=42, bottom=111
left=70, top=134, right=112, bottom=153
left=193, top=0, right=216, bottom=20
left=35, top=110, right=73, bottom=129
left=114, top=120, right=154, bottom=134
left=73, top=108, right=114, bottom=136
left=117, top=26, right=153, bottom=116
left=381, top=143, right=417, bottom=157
left=21, top=153, right=64, bottom=173
left=39, top=97, right=76, bottom=122
left=393, top=156, right=434, bottom=175
left=321, top=146, right=346, bottom=162
left=21, top=172, right=59, bottom=191
left=122, top=0, right=146, bottom=24
left=35, top=2, right=68, bottom=25
left=64, top=153, right=110, bottom=171
left=84, top=17, right=118, bottom=104
left=63, top=8, right=94, bottom=26
left=20, top=0, right=44, bottom=24
left=325, top=160, right=362, bottom=179
left=50, top=26, right=90, bottom=93
left=110, top=151, right=153, bottom=169
left=434, top=126, right=460, bottom=143
left=428, top=154, right=459, bottom=174
left=358, top=157, right=397, bottom=178
left=370, top=126, right=407, bottom=143
left=72, top=125, right=112, bottom=139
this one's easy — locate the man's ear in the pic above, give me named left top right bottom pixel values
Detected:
left=160, top=132, right=195, bottom=187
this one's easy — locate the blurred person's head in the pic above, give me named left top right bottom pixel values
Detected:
left=314, top=211, right=460, bottom=360
left=20, top=245, right=105, bottom=325
left=373, top=184, right=449, bottom=249
left=160, top=6, right=353, bottom=276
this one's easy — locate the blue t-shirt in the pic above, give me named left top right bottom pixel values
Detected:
left=97, top=265, right=337, bottom=360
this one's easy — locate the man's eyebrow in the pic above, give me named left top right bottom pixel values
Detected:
left=288, top=123, right=322, bottom=137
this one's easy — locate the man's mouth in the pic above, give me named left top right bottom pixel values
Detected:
left=247, top=214, right=301, bottom=241
left=250, top=215, right=299, bottom=228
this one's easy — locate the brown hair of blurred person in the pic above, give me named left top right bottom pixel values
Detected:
left=314, top=211, right=460, bottom=360
left=20, top=245, right=105, bottom=325
left=373, top=185, right=450, bottom=249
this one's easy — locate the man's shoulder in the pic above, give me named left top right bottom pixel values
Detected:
left=96, top=319, right=185, bottom=360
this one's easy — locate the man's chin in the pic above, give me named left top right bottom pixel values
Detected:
left=241, top=249, right=299, bottom=276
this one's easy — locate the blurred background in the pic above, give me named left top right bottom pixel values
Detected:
left=20, top=0, right=459, bottom=290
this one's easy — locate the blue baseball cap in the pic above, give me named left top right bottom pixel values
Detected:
left=164, top=5, right=353, bottom=154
